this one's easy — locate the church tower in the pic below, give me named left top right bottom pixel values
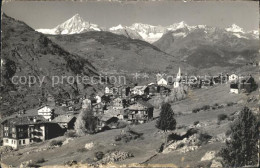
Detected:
left=174, top=67, right=181, bottom=88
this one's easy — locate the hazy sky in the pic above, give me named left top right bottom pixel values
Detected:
left=2, top=1, right=259, bottom=31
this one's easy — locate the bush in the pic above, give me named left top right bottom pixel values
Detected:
left=197, top=132, right=212, bottom=145
left=35, top=158, right=45, bottom=163
left=201, top=105, right=210, bottom=111
left=95, top=151, right=104, bottom=160
left=218, top=114, right=228, bottom=122
left=65, top=130, right=77, bottom=138
left=192, top=108, right=200, bottom=113
left=228, top=116, right=235, bottom=121
left=176, top=143, right=185, bottom=149
left=227, top=102, right=235, bottom=107
left=50, top=140, right=63, bottom=146
left=194, top=121, right=200, bottom=126
left=225, top=129, right=232, bottom=137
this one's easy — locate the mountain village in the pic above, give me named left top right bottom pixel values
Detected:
left=0, top=4, right=259, bottom=167
left=1, top=67, right=257, bottom=150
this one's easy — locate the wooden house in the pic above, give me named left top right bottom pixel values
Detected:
left=131, top=86, right=149, bottom=96
left=52, top=115, right=76, bottom=129
left=123, top=101, right=154, bottom=124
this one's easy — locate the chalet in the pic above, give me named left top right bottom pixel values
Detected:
left=123, top=101, right=154, bottom=124
left=240, top=76, right=257, bottom=93
left=52, top=115, right=76, bottom=129
left=229, top=74, right=238, bottom=82
left=157, top=85, right=171, bottom=95
left=92, top=103, right=104, bottom=115
left=112, top=97, right=124, bottom=110
left=37, top=105, right=54, bottom=121
left=105, top=87, right=111, bottom=94
left=230, top=83, right=239, bottom=94
left=131, top=86, right=149, bottom=96
left=157, top=78, right=168, bottom=86
left=82, top=98, right=92, bottom=109
left=1, top=116, right=62, bottom=149
left=229, top=76, right=257, bottom=94
left=147, top=83, right=159, bottom=95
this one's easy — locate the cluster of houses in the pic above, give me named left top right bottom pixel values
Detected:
left=229, top=74, right=257, bottom=94
left=1, top=68, right=257, bottom=149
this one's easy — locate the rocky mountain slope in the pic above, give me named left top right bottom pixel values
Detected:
left=0, top=14, right=98, bottom=117
left=154, top=25, right=259, bottom=69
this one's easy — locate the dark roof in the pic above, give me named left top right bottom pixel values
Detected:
left=138, top=100, right=154, bottom=108
left=52, top=115, right=75, bottom=123
left=127, top=100, right=154, bottom=110
left=1, top=115, right=49, bottom=126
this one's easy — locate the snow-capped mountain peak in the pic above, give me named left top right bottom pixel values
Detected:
left=36, top=14, right=102, bottom=35
left=109, top=24, right=124, bottom=31
left=226, top=24, right=244, bottom=33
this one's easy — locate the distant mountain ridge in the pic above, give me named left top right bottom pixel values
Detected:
left=36, top=14, right=259, bottom=43
left=37, top=14, right=102, bottom=35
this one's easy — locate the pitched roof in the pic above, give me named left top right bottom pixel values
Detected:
left=132, top=86, right=147, bottom=91
left=1, top=115, right=49, bottom=126
left=128, top=100, right=153, bottom=110
left=52, top=115, right=75, bottom=123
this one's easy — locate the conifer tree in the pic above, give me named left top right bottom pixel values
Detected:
left=156, top=103, right=176, bottom=131
left=220, top=107, right=259, bottom=167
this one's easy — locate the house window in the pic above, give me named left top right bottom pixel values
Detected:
left=19, top=140, right=21, bottom=145
left=4, top=127, right=8, bottom=131
left=23, top=140, right=25, bottom=144
left=5, top=139, right=8, bottom=143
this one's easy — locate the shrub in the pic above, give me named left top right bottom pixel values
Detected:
left=35, top=158, right=45, bottom=163
left=65, top=130, right=77, bottom=138
left=201, top=105, right=210, bottom=111
left=218, top=114, right=228, bottom=122
left=176, top=143, right=185, bottom=149
left=197, top=132, right=212, bottom=145
left=192, top=108, right=200, bottom=113
left=225, top=129, right=232, bottom=137
left=95, top=151, right=104, bottom=160
left=227, top=102, right=235, bottom=107
left=50, top=140, right=63, bottom=146
left=194, top=121, right=200, bottom=126
left=228, top=116, right=235, bottom=121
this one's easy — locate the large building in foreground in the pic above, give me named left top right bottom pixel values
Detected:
left=1, top=116, right=62, bottom=149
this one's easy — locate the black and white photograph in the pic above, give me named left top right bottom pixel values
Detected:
left=0, top=0, right=259, bottom=167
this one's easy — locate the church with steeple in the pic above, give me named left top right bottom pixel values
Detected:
left=174, top=67, right=182, bottom=88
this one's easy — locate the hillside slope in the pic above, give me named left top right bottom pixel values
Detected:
left=0, top=14, right=98, bottom=117
left=47, top=31, right=194, bottom=75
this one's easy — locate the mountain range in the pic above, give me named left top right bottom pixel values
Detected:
left=37, top=14, right=259, bottom=43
